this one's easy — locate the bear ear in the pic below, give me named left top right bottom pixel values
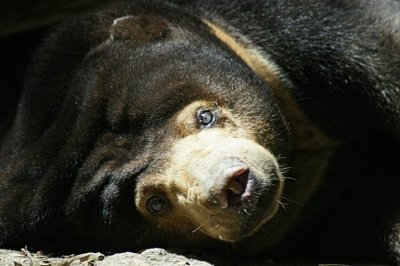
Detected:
left=110, top=15, right=168, bottom=42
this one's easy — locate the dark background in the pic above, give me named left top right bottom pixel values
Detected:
left=0, top=0, right=115, bottom=137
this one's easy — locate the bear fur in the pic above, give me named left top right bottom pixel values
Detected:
left=0, top=0, right=399, bottom=263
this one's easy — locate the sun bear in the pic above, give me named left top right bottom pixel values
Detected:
left=0, top=0, right=399, bottom=264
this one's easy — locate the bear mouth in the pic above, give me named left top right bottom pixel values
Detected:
left=241, top=171, right=282, bottom=237
left=227, top=171, right=263, bottom=211
left=225, top=169, right=281, bottom=213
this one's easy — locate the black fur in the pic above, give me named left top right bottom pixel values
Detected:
left=0, top=0, right=399, bottom=264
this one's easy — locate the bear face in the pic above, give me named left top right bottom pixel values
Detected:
left=56, top=14, right=290, bottom=250
left=135, top=100, right=284, bottom=243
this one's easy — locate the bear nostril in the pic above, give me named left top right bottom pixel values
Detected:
left=216, top=164, right=249, bottom=209
left=226, top=167, right=249, bottom=195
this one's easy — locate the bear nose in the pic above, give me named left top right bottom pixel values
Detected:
left=214, top=163, right=249, bottom=209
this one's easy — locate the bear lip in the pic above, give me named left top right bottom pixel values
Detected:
left=237, top=172, right=263, bottom=210
left=241, top=172, right=256, bottom=200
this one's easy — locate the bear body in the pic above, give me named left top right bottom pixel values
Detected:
left=0, top=0, right=399, bottom=263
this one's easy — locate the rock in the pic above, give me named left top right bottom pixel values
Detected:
left=97, top=249, right=212, bottom=266
left=0, top=248, right=213, bottom=266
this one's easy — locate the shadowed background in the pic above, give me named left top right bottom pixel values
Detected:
left=0, top=0, right=116, bottom=137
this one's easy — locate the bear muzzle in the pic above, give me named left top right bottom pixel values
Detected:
left=135, top=128, right=285, bottom=243
left=182, top=156, right=283, bottom=242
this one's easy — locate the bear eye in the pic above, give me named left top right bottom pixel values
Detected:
left=197, top=109, right=216, bottom=127
left=146, top=196, right=168, bottom=215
